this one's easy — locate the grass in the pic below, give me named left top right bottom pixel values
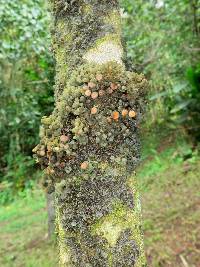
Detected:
left=0, top=188, right=58, bottom=267
left=138, top=133, right=200, bottom=266
left=0, top=134, right=199, bottom=267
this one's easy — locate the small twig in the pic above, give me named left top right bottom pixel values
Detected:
left=179, top=254, right=189, bottom=267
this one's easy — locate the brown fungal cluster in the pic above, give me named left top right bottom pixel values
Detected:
left=33, top=61, right=147, bottom=192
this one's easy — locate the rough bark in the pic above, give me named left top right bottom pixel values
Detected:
left=46, top=192, right=55, bottom=238
left=34, top=1, right=147, bottom=266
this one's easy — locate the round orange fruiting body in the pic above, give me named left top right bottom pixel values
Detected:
left=85, top=89, right=92, bottom=97
left=91, top=106, right=98, bottom=114
left=110, top=83, right=118, bottom=90
left=129, top=110, right=137, bottom=118
left=88, top=82, right=96, bottom=88
left=81, top=161, right=89, bottom=170
left=122, top=109, right=128, bottom=117
left=96, top=74, right=103, bottom=81
left=60, top=135, right=69, bottom=143
left=112, top=111, right=120, bottom=120
left=91, top=92, right=98, bottom=99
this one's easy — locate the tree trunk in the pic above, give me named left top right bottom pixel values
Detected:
left=46, top=192, right=55, bottom=238
left=191, top=0, right=199, bottom=36
left=34, top=1, right=147, bottom=266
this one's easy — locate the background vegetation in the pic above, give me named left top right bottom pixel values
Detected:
left=0, top=0, right=54, bottom=202
left=0, top=0, right=199, bottom=266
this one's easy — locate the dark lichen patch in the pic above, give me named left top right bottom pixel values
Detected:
left=33, top=61, right=147, bottom=192
left=113, top=229, right=140, bottom=267
left=55, top=173, right=135, bottom=233
left=65, top=233, right=110, bottom=266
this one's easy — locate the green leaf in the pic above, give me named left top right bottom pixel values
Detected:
left=149, top=91, right=169, bottom=100
left=172, top=83, right=187, bottom=93
left=170, top=100, right=192, bottom=114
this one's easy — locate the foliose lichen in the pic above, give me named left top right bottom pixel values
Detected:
left=33, top=61, right=147, bottom=190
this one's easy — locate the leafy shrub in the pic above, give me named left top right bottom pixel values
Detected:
left=170, top=64, right=200, bottom=143
left=121, top=0, right=200, bottom=132
left=149, top=63, right=200, bottom=144
left=0, top=0, right=54, bottom=193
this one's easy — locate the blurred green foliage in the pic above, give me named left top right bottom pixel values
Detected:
left=121, top=0, right=200, bottom=137
left=166, top=64, right=200, bottom=143
left=0, top=0, right=199, bottom=201
left=0, top=0, right=54, bottom=197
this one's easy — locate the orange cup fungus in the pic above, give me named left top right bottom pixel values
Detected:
left=85, top=89, right=92, bottom=97
left=91, top=92, right=98, bottom=99
left=129, top=110, right=137, bottom=118
left=110, top=83, right=118, bottom=90
left=88, top=82, right=96, bottom=88
left=81, top=161, right=89, bottom=170
left=91, top=106, right=98, bottom=115
left=112, top=111, right=120, bottom=121
left=121, top=109, right=128, bottom=117
left=60, top=135, right=69, bottom=143
left=96, top=74, right=103, bottom=81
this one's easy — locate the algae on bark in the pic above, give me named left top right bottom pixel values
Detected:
left=34, top=1, right=147, bottom=266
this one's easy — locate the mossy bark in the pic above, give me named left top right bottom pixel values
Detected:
left=35, top=1, right=147, bottom=266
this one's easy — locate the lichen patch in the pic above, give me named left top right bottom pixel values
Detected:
left=83, top=42, right=123, bottom=65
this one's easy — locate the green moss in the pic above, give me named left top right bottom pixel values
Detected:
left=56, top=209, right=72, bottom=266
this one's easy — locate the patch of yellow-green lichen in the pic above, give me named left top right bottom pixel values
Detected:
left=82, top=3, right=92, bottom=14
left=50, top=0, right=124, bottom=77
left=91, top=200, right=146, bottom=266
left=55, top=48, right=68, bottom=73
left=56, top=209, right=72, bottom=266
left=103, top=10, right=122, bottom=34
left=127, top=176, right=143, bottom=214
left=91, top=201, right=140, bottom=245
left=83, top=35, right=123, bottom=65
